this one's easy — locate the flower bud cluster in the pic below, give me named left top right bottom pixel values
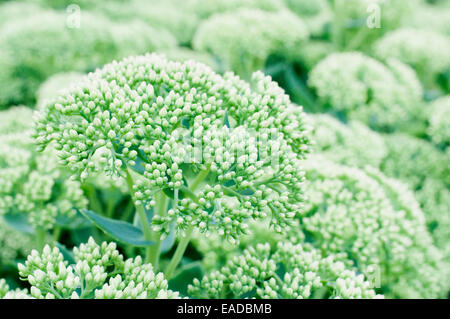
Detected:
left=0, top=108, right=87, bottom=230
left=309, top=52, right=423, bottom=131
left=188, top=242, right=382, bottom=299
left=34, top=53, right=310, bottom=240
left=15, top=237, right=179, bottom=299
left=193, top=8, right=309, bottom=77
left=300, top=156, right=448, bottom=298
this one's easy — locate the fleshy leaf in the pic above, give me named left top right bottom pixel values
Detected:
left=78, top=209, right=154, bottom=247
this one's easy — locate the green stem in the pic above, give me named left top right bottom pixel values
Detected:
left=122, top=198, right=135, bottom=222
left=149, top=191, right=168, bottom=270
left=164, top=165, right=211, bottom=279
left=84, top=184, right=103, bottom=215
left=345, top=25, right=371, bottom=51
left=53, top=226, right=61, bottom=242
left=164, top=226, right=194, bottom=280
left=190, top=163, right=211, bottom=191
left=36, top=227, right=46, bottom=251
left=125, top=168, right=153, bottom=263
left=106, top=197, right=116, bottom=219
left=332, top=0, right=345, bottom=50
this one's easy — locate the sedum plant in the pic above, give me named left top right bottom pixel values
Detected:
left=6, top=237, right=179, bottom=299
left=184, top=0, right=285, bottom=20
left=330, top=0, right=419, bottom=51
left=298, top=156, right=447, bottom=298
left=36, top=72, right=85, bottom=109
left=306, top=113, right=387, bottom=168
left=0, top=278, right=30, bottom=299
left=193, top=8, right=309, bottom=78
left=374, top=28, right=450, bottom=92
left=189, top=242, right=382, bottom=299
left=93, top=0, right=199, bottom=46
left=190, top=156, right=448, bottom=298
left=380, top=133, right=450, bottom=256
left=427, top=96, right=450, bottom=149
left=308, top=52, right=424, bottom=133
left=34, top=53, right=310, bottom=279
left=283, top=0, right=331, bottom=37
left=0, top=106, right=34, bottom=135
left=191, top=218, right=303, bottom=273
left=407, top=2, right=450, bottom=36
left=0, top=10, right=176, bottom=107
left=0, top=107, right=87, bottom=247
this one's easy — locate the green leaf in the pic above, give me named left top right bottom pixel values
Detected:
left=3, top=213, right=34, bottom=235
left=55, top=210, right=92, bottom=229
left=56, top=242, right=76, bottom=265
left=78, top=209, right=154, bottom=247
left=168, top=258, right=203, bottom=296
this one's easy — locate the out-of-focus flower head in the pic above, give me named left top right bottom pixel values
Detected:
left=0, top=10, right=176, bottom=106
left=374, top=28, right=450, bottom=91
left=306, top=113, right=387, bottom=168
left=16, top=237, right=180, bottom=299
left=189, top=242, right=383, bottom=299
left=299, top=156, right=447, bottom=298
left=309, top=52, right=424, bottom=132
left=193, top=8, right=309, bottom=78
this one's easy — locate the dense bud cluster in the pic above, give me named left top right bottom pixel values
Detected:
left=193, top=8, right=309, bottom=77
left=0, top=106, right=34, bottom=135
left=34, top=53, right=310, bottom=240
left=381, top=134, right=449, bottom=189
left=428, top=96, right=450, bottom=148
left=13, top=237, right=179, bottom=299
left=189, top=242, right=382, bottom=299
left=308, top=52, right=423, bottom=132
left=0, top=9, right=176, bottom=106
left=191, top=218, right=303, bottom=271
left=92, top=0, right=199, bottom=45
left=380, top=134, right=450, bottom=255
left=307, top=114, right=387, bottom=168
left=0, top=108, right=87, bottom=230
left=300, top=157, right=447, bottom=298
left=374, top=28, right=450, bottom=89
left=0, top=0, right=448, bottom=300
left=0, top=278, right=30, bottom=299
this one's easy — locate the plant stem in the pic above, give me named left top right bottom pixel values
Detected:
left=106, top=197, right=116, bottom=219
left=36, top=227, right=46, bottom=251
left=164, top=225, right=194, bottom=280
left=84, top=184, right=103, bottom=215
left=125, top=168, right=153, bottom=263
left=53, top=226, right=61, bottom=242
left=345, top=25, right=371, bottom=51
left=190, top=163, right=211, bottom=191
left=149, top=191, right=168, bottom=270
left=164, top=164, right=210, bottom=279
left=332, top=0, right=345, bottom=50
